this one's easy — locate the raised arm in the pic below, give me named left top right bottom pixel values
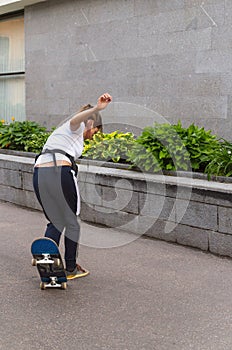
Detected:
left=70, top=93, right=112, bottom=131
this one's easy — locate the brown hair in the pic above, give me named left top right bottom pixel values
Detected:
left=79, top=104, right=103, bottom=132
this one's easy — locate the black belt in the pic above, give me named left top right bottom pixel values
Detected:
left=35, top=148, right=78, bottom=176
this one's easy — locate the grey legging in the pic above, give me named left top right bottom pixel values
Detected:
left=33, top=166, right=80, bottom=271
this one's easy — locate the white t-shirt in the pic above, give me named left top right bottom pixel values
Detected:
left=35, top=120, right=85, bottom=166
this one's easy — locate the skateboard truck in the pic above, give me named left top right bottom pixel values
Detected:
left=43, top=277, right=61, bottom=288
left=37, top=254, right=54, bottom=264
left=40, top=277, right=67, bottom=290
left=32, top=254, right=61, bottom=266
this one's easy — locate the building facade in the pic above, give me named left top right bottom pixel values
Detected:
left=0, top=0, right=232, bottom=139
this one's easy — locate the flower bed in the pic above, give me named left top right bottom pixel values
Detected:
left=1, top=119, right=232, bottom=179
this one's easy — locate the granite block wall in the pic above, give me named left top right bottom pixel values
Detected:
left=24, top=0, right=232, bottom=139
left=78, top=163, right=232, bottom=256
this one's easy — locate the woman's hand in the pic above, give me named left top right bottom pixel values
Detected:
left=96, top=93, right=112, bottom=111
left=70, top=93, right=112, bottom=131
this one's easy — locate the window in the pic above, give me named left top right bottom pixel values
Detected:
left=0, top=13, right=25, bottom=123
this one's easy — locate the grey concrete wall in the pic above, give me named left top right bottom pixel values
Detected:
left=1, top=152, right=232, bottom=258
left=24, top=0, right=232, bottom=139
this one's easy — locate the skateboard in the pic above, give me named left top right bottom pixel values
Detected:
left=31, top=237, right=67, bottom=290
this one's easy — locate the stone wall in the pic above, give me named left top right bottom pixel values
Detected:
left=24, top=0, right=232, bottom=139
left=1, top=152, right=232, bottom=258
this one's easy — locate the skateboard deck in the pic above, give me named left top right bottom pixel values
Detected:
left=31, top=237, right=67, bottom=290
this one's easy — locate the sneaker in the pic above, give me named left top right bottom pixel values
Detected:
left=65, top=264, right=90, bottom=280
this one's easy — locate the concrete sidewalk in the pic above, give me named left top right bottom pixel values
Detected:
left=1, top=200, right=232, bottom=350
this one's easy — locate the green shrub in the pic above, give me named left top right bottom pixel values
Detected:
left=127, top=123, right=191, bottom=172
left=173, top=121, right=220, bottom=172
left=0, top=121, right=48, bottom=151
left=204, top=140, right=232, bottom=178
left=127, top=121, right=221, bottom=173
left=24, top=132, right=51, bottom=153
left=82, top=131, right=135, bottom=163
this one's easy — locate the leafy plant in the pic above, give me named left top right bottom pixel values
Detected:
left=127, top=121, right=221, bottom=173
left=82, top=131, right=135, bottom=163
left=127, top=123, right=191, bottom=172
left=204, top=140, right=232, bottom=178
left=24, top=132, right=51, bottom=153
left=0, top=121, right=48, bottom=151
left=173, top=121, right=220, bottom=172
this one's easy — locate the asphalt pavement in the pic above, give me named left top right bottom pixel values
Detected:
left=1, top=200, right=232, bottom=350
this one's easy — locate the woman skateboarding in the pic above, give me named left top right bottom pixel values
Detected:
left=33, top=93, right=112, bottom=279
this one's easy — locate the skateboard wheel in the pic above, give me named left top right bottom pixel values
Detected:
left=54, top=258, right=61, bottom=267
left=31, top=258, right=37, bottom=266
left=40, top=282, right=46, bottom=290
left=61, top=282, right=67, bottom=290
